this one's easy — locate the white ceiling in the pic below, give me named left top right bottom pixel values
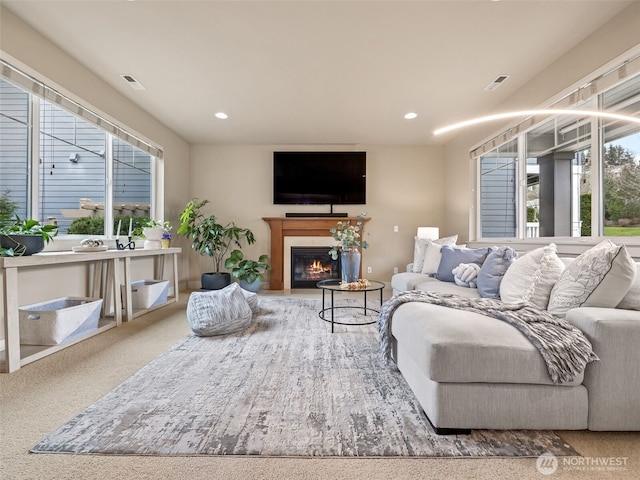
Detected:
left=2, top=0, right=635, bottom=146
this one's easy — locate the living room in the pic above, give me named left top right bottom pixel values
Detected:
left=1, top=1, right=640, bottom=479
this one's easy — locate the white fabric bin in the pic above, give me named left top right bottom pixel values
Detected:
left=122, top=279, right=169, bottom=309
left=19, top=297, right=103, bottom=345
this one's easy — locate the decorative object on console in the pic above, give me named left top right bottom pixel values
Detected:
left=0, top=217, right=58, bottom=256
left=161, top=231, right=172, bottom=249
left=72, top=238, right=108, bottom=253
left=328, top=212, right=369, bottom=284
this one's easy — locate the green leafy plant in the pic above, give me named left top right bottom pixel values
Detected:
left=0, top=217, right=58, bottom=243
left=178, top=198, right=255, bottom=272
left=328, top=212, right=369, bottom=260
left=0, top=216, right=58, bottom=256
left=0, top=246, right=16, bottom=257
left=224, top=250, right=270, bottom=284
left=0, top=190, right=19, bottom=229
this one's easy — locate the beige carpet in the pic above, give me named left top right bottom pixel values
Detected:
left=1, top=290, right=639, bottom=479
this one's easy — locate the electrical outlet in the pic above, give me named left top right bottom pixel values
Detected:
left=393, top=267, right=399, bottom=274
left=367, top=266, right=372, bottom=274
left=393, top=225, right=399, bottom=233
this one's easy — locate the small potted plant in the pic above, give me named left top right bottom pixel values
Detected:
left=134, top=218, right=171, bottom=249
left=0, top=216, right=58, bottom=256
left=178, top=198, right=255, bottom=290
left=225, top=249, right=271, bottom=293
left=161, top=230, right=172, bottom=249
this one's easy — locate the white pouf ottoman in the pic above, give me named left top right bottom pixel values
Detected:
left=187, top=283, right=253, bottom=336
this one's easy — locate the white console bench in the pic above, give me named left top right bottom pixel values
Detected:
left=1, top=247, right=180, bottom=373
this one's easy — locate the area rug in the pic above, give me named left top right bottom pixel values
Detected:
left=31, top=297, right=579, bottom=458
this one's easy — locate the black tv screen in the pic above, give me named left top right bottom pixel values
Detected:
left=273, top=151, right=366, bottom=205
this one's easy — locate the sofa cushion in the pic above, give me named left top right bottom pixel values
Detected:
left=477, top=246, right=518, bottom=299
left=411, top=235, right=457, bottom=273
left=391, top=272, right=438, bottom=293
left=500, top=243, right=565, bottom=310
left=548, top=240, right=635, bottom=316
left=391, top=302, right=583, bottom=386
left=415, top=279, right=481, bottom=298
left=617, top=262, right=640, bottom=310
left=435, top=246, right=493, bottom=283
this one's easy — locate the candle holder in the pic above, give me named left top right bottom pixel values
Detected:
left=116, top=236, right=135, bottom=250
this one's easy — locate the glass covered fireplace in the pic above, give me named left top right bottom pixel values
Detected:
left=290, top=246, right=340, bottom=288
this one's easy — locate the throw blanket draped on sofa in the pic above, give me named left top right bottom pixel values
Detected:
left=377, top=291, right=599, bottom=385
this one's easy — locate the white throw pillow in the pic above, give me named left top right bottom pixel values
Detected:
left=547, top=240, right=635, bottom=316
left=412, top=235, right=458, bottom=273
left=617, top=262, right=640, bottom=310
left=421, top=241, right=442, bottom=275
left=500, top=243, right=565, bottom=310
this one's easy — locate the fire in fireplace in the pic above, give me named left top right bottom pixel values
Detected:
left=290, top=246, right=340, bottom=288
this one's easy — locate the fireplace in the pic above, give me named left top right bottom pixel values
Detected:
left=290, top=247, right=340, bottom=288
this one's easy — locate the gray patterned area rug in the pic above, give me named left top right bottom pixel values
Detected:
left=31, top=297, right=579, bottom=458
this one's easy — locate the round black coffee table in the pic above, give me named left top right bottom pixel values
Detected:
left=316, top=279, right=385, bottom=333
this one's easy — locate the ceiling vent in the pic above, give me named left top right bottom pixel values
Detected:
left=120, top=74, right=146, bottom=90
left=484, top=74, right=511, bottom=91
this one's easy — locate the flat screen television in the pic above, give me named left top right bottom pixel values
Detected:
left=273, top=151, right=366, bottom=205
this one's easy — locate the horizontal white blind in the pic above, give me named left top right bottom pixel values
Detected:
left=1, top=59, right=163, bottom=159
left=470, top=53, right=640, bottom=159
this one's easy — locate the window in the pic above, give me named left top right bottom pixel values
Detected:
left=0, top=80, right=29, bottom=221
left=601, top=74, right=640, bottom=237
left=474, top=60, right=640, bottom=240
left=0, top=63, right=160, bottom=237
left=479, top=140, right=517, bottom=238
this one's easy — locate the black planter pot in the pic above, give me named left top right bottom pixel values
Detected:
left=0, top=234, right=45, bottom=256
left=201, top=272, right=231, bottom=290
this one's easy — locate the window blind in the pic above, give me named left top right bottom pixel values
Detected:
left=1, top=59, right=163, bottom=159
left=470, top=53, right=640, bottom=159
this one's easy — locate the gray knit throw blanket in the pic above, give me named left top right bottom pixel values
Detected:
left=377, top=291, right=599, bottom=385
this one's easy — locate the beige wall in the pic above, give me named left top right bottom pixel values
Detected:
left=187, top=144, right=446, bottom=288
left=442, top=1, right=640, bottom=247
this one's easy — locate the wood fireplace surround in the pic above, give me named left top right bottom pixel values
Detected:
left=262, top=216, right=369, bottom=290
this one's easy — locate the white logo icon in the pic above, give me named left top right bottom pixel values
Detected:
left=536, top=453, right=559, bottom=475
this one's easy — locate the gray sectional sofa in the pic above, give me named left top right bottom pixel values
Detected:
left=387, top=241, right=640, bottom=433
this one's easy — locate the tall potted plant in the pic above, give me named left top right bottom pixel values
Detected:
left=178, top=198, right=255, bottom=290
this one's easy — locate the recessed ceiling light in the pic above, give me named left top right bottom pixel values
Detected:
left=404, top=112, right=418, bottom=120
left=215, top=112, right=228, bottom=119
